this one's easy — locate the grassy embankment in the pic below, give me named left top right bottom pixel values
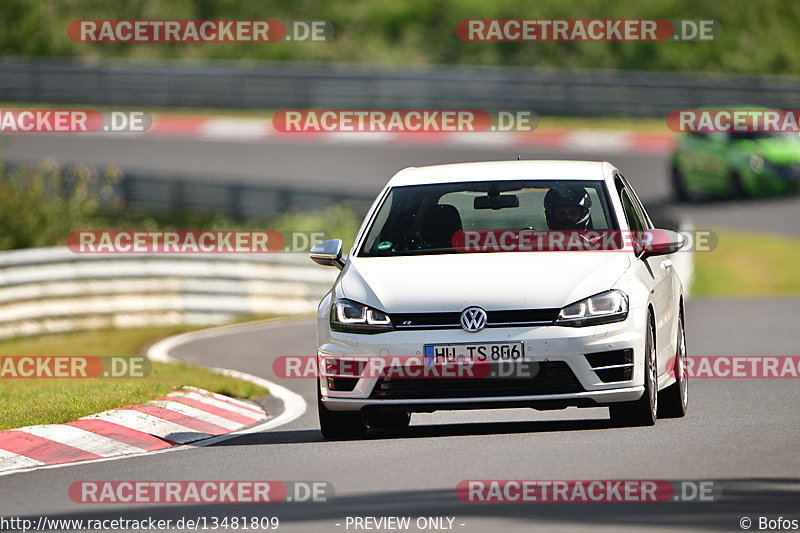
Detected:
left=691, top=228, right=800, bottom=297
left=0, top=324, right=270, bottom=430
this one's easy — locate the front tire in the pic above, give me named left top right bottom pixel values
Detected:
left=609, top=319, right=657, bottom=427
left=730, top=172, right=746, bottom=199
left=671, top=164, right=689, bottom=202
left=658, top=310, right=688, bottom=418
left=318, top=389, right=367, bottom=440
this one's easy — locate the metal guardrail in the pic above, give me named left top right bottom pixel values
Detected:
left=0, top=225, right=692, bottom=340
left=0, top=247, right=337, bottom=339
left=0, top=162, right=375, bottom=219
left=120, top=173, right=374, bottom=220
left=0, top=242, right=693, bottom=340
left=2, top=57, right=799, bottom=116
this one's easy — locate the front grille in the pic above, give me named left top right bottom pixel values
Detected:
left=369, top=361, right=583, bottom=399
left=390, top=308, right=559, bottom=330
left=776, top=164, right=800, bottom=182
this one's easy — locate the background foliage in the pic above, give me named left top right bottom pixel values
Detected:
left=0, top=0, right=798, bottom=74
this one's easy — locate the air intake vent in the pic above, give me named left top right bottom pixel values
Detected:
left=585, top=348, right=634, bottom=383
left=370, top=361, right=583, bottom=399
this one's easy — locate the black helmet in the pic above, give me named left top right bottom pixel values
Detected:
left=544, top=185, right=593, bottom=230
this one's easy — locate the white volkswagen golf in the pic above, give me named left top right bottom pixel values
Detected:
left=310, top=161, right=688, bottom=438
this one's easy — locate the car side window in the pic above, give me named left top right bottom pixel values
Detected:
left=630, top=192, right=654, bottom=230
left=708, top=132, right=728, bottom=143
left=619, top=175, right=654, bottom=230
left=614, top=174, right=626, bottom=196
left=620, top=189, right=644, bottom=232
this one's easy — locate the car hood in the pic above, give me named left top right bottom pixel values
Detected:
left=339, top=252, right=631, bottom=313
left=741, top=138, right=800, bottom=165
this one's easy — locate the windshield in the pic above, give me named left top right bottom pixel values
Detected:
left=729, top=131, right=798, bottom=141
left=358, top=179, right=616, bottom=257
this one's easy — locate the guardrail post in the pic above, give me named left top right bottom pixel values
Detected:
left=171, top=179, right=185, bottom=212
left=228, top=184, right=244, bottom=221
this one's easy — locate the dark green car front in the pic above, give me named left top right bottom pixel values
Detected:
left=671, top=130, right=800, bottom=201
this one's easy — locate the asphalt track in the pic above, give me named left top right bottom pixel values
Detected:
left=1, top=135, right=799, bottom=532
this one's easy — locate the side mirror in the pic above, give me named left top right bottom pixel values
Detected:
left=309, top=239, right=345, bottom=270
left=640, top=229, right=686, bottom=258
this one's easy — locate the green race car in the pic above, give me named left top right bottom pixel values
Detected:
left=671, top=129, right=800, bottom=201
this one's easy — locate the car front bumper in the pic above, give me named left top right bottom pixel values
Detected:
left=318, top=309, right=648, bottom=412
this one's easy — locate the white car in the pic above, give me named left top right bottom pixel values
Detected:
left=310, top=160, right=688, bottom=439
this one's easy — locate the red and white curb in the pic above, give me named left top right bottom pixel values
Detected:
left=137, top=115, right=675, bottom=154
left=0, top=386, right=266, bottom=473
left=0, top=318, right=308, bottom=476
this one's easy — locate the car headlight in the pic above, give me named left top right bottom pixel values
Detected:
left=331, top=299, right=394, bottom=334
left=749, top=154, right=765, bottom=173
left=556, top=290, right=628, bottom=327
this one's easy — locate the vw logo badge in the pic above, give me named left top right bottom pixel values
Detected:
left=460, top=307, right=487, bottom=332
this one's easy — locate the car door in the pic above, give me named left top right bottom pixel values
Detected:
left=615, top=175, right=674, bottom=379
left=625, top=177, right=680, bottom=372
left=676, top=131, right=732, bottom=196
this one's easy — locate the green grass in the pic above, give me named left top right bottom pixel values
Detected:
left=538, top=116, right=671, bottom=133
left=0, top=325, right=269, bottom=430
left=692, top=228, right=800, bottom=297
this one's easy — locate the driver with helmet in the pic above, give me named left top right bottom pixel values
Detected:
left=544, top=185, right=593, bottom=230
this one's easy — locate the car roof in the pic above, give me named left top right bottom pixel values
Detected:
left=386, top=160, right=615, bottom=187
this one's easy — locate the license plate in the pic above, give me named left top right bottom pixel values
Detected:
left=424, top=342, right=524, bottom=365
